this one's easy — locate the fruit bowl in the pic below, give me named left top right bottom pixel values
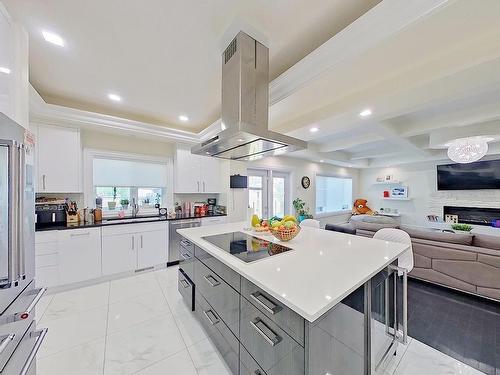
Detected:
left=269, top=225, right=301, bottom=242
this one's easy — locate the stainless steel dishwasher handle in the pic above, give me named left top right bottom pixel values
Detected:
left=0, top=334, right=15, bottom=355
left=250, top=317, right=282, bottom=347
left=20, top=328, right=48, bottom=375
left=250, top=292, right=282, bottom=315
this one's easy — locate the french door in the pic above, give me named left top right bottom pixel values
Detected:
left=248, top=169, right=290, bottom=218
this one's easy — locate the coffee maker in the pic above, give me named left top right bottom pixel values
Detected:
left=207, top=198, right=216, bottom=215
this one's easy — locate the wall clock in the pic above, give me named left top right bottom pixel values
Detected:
left=301, top=176, right=311, bottom=189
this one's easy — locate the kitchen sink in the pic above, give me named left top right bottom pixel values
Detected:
left=102, top=216, right=162, bottom=225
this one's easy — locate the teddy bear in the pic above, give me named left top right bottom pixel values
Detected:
left=352, top=199, right=375, bottom=215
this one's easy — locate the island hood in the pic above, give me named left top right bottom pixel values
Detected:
left=192, top=31, right=307, bottom=161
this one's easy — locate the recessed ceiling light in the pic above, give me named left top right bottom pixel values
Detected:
left=42, top=30, right=64, bottom=47
left=359, top=109, right=372, bottom=117
left=0, top=67, right=11, bottom=74
left=178, top=115, right=189, bottom=122
left=319, top=160, right=324, bottom=163
left=310, top=127, right=319, bottom=133
left=108, top=93, right=122, bottom=102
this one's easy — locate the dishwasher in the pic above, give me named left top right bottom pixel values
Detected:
left=168, top=219, right=201, bottom=265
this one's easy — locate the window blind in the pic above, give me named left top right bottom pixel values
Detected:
left=93, top=158, right=167, bottom=187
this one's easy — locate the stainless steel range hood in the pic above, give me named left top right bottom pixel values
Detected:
left=192, top=31, right=307, bottom=161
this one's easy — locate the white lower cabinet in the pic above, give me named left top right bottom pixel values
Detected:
left=137, top=228, right=168, bottom=269
left=102, top=222, right=167, bottom=276
left=35, top=221, right=168, bottom=287
left=35, top=232, right=59, bottom=288
left=102, top=232, right=136, bottom=275
left=58, top=228, right=102, bottom=285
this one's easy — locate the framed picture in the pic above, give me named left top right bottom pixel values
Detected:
left=390, top=186, right=408, bottom=198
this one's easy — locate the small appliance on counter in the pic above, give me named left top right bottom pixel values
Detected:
left=35, top=199, right=67, bottom=225
left=207, top=198, right=216, bottom=215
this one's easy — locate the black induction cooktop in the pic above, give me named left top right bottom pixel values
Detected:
left=202, top=231, right=293, bottom=263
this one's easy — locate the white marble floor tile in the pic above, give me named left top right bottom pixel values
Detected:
left=104, top=313, right=186, bottom=375
left=134, top=349, right=198, bottom=375
left=187, top=337, right=232, bottom=375
left=37, top=337, right=105, bottom=375
left=35, top=294, right=54, bottom=322
left=109, top=272, right=162, bottom=303
left=172, top=303, right=208, bottom=347
left=154, top=266, right=179, bottom=290
left=38, top=306, right=108, bottom=358
left=393, top=339, right=485, bottom=375
left=160, top=284, right=186, bottom=315
left=42, top=282, right=110, bottom=321
left=107, top=290, right=171, bottom=334
left=382, top=337, right=412, bottom=375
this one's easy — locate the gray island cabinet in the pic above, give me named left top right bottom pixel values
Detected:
left=176, top=224, right=409, bottom=375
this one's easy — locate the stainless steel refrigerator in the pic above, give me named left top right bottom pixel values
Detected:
left=0, top=113, right=47, bottom=375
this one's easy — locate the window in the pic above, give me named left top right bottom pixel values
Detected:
left=95, top=186, right=164, bottom=211
left=315, top=175, right=352, bottom=215
left=92, top=156, right=168, bottom=214
left=248, top=169, right=290, bottom=218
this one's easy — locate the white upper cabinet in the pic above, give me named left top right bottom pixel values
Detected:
left=174, top=144, right=222, bottom=193
left=36, top=124, right=82, bottom=193
left=0, top=7, right=15, bottom=121
left=0, top=5, right=29, bottom=128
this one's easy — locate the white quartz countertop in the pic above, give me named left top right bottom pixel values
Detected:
left=178, top=222, right=409, bottom=322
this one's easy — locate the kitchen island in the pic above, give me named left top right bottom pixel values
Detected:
left=177, top=222, right=410, bottom=375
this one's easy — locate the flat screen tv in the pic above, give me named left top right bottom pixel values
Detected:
left=437, top=159, right=500, bottom=190
left=230, top=174, right=248, bottom=188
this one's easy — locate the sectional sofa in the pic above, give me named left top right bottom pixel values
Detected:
left=341, top=220, right=500, bottom=302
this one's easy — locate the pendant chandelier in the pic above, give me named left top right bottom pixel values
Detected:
left=447, top=137, right=490, bottom=164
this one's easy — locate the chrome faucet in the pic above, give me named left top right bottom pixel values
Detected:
left=132, top=198, right=140, bottom=217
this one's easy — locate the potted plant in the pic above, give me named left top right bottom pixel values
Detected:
left=293, top=198, right=313, bottom=222
left=120, top=199, right=129, bottom=210
left=451, top=224, right=473, bottom=233
left=107, top=187, right=117, bottom=210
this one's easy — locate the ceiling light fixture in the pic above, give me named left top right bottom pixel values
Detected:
left=107, top=93, right=122, bottom=102
left=42, top=30, right=65, bottom=47
left=447, top=136, right=490, bottom=164
left=319, top=160, right=324, bottom=163
left=310, top=127, right=319, bottom=133
left=0, top=67, right=11, bottom=74
left=178, top=115, right=189, bottom=122
left=359, top=109, right=372, bottom=118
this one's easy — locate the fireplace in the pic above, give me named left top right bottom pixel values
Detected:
left=443, top=206, right=500, bottom=226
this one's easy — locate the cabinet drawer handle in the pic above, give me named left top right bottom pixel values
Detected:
left=204, top=274, right=220, bottom=287
left=203, top=309, right=220, bottom=325
left=179, top=279, right=190, bottom=289
left=250, top=317, right=282, bottom=347
left=0, top=334, right=15, bottom=355
left=70, top=232, right=90, bottom=237
left=250, top=292, right=282, bottom=315
left=180, top=252, right=191, bottom=260
left=254, top=371, right=263, bottom=375
left=20, top=328, right=48, bottom=375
